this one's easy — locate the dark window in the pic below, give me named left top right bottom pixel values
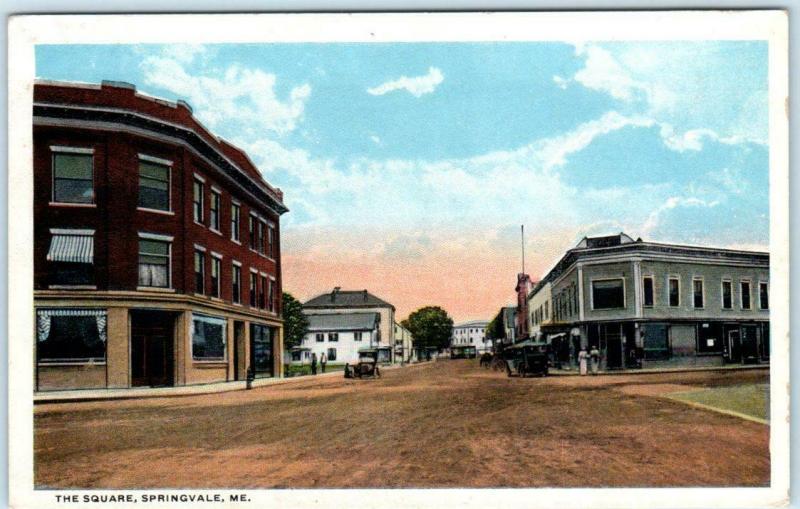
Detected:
left=741, top=281, right=751, bottom=309
left=49, top=262, right=93, bottom=286
left=193, top=180, right=204, bottom=223
left=192, top=314, right=226, bottom=361
left=257, top=221, right=265, bottom=255
left=37, top=310, right=106, bottom=363
left=316, top=333, right=324, bottom=342
left=722, top=281, right=732, bottom=309
left=669, top=278, right=680, bottom=307
left=53, top=153, right=93, bottom=204
left=259, top=275, right=266, bottom=309
left=211, top=257, right=221, bottom=298
left=354, top=331, right=362, bottom=342
left=759, top=282, right=769, bottom=310
left=268, top=279, right=275, bottom=312
left=138, top=239, right=170, bottom=288
left=329, top=332, right=339, bottom=342
left=249, top=272, right=257, bottom=307
left=643, top=277, right=654, bottom=307
left=232, top=264, right=241, bottom=304
left=194, top=250, right=205, bottom=294
left=231, top=204, right=240, bottom=242
left=697, top=322, right=723, bottom=353
left=268, top=225, right=275, bottom=258
left=138, top=160, right=169, bottom=211
left=693, top=279, right=704, bottom=308
left=327, top=348, right=337, bottom=361
left=210, top=191, right=221, bottom=231
left=642, top=323, right=670, bottom=360
left=249, top=215, right=256, bottom=250
left=592, top=279, right=625, bottom=309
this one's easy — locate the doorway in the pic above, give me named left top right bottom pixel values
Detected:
left=130, top=310, right=175, bottom=387
left=726, top=329, right=741, bottom=363
left=250, top=324, right=274, bottom=378
left=740, top=325, right=759, bottom=364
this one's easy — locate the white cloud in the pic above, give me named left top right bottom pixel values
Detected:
left=369, top=135, right=382, bottom=145
left=161, top=44, right=207, bottom=64
left=641, top=196, right=720, bottom=235
left=367, top=67, right=444, bottom=98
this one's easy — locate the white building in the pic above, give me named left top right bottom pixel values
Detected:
left=298, top=312, right=381, bottom=365
left=394, top=322, right=413, bottom=363
left=451, top=320, right=492, bottom=353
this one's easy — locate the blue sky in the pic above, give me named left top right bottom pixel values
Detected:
left=35, top=41, right=770, bottom=320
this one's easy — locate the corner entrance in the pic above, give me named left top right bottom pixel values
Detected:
left=250, top=324, right=275, bottom=378
left=130, top=310, right=175, bottom=387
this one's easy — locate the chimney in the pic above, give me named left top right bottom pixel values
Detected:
left=331, top=287, right=341, bottom=302
left=363, top=290, right=368, bottom=301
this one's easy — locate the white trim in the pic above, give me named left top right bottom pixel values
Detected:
left=588, top=277, right=626, bottom=311
left=721, top=278, right=734, bottom=310
left=47, top=285, right=97, bottom=290
left=250, top=267, right=258, bottom=274
left=136, top=286, right=176, bottom=293
left=268, top=275, right=277, bottom=281
left=232, top=259, right=242, bottom=267
left=193, top=173, right=206, bottom=183
left=210, top=251, right=223, bottom=260
left=49, top=202, right=96, bottom=208
left=193, top=244, right=207, bottom=252
left=211, top=185, right=222, bottom=194
left=231, top=198, right=241, bottom=206
left=692, top=276, right=705, bottom=309
left=138, top=232, right=174, bottom=242
left=50, top=228, right=95, bottom=235
left=210, top=228, right=223, bottom=236
left=667, top=275, right=681, bottom=307
left=50, top=145, right=94, bottom=154
left=259, top=271, right=268, bottom=277
left=577, top=265, right=585, bottom=321
left=138, top=153, right=173, bottom=166
left=633, top=260, right=642, bottom=318
left=137, top=207, right=175, bottom=216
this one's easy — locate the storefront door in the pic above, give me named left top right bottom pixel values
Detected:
left=249, top=324, right=274, bottom=378
left=726, top=329, right=741, bottom=363
left=130, top=310, right=175, bottom=387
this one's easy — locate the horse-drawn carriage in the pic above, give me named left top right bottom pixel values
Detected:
left=502, top=340, right=549, bottom=377
left=344, top=348, right=382, bottom=379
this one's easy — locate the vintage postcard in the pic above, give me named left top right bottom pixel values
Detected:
left=7, top=10, right=789, bottom=509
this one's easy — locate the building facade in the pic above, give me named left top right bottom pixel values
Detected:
left=34, top=80, right=287, bottom=391
left=393, top=322, right=413, bottom=363
left=451, top=320, right=492, bottom=353
left=302, top=288, right=396, bottom=363
left=297, top=313, right=381, bottom=365
left=527, top=233, right=769, bottom=370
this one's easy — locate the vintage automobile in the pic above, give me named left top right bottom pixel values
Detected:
left=344, top=348, right=382, bottom=379
left=450, top=345, right=477, bottom=359
left=503, top=340, right=549, bottom=377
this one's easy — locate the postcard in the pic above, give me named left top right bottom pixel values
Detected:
left=7, top=10, right=789, bottom=509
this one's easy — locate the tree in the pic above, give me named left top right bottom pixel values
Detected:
left=402, top=306, right=454, bottom=350
left=282, top=292, right=309, bottom=349
left=485, top=310, right=506, bottom=341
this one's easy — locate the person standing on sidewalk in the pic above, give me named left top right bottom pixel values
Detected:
left=311, top=352, right=318, bottom=375
left=590, top=346, right=600, bottom=375
left=320, top=352, right=327, bottom=373
left=578, top=349, right=588, bottom=376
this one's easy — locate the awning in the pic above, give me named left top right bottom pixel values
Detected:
left=47, top=230, right=94, bottom=264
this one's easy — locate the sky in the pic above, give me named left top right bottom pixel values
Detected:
left=35, top=41, right=770, bottom=322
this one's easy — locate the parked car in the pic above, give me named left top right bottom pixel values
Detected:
left=503, top=340, right=549, bottom=377
left=344, top=348, right=382, bottom=379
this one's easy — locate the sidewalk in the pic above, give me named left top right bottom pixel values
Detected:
left=549, top=363, right=768, bottom=377
left=34, top=362, right=417, bottom=404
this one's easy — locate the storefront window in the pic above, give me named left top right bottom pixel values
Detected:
left=37, top=309, right=107, bottom=363
left=697, top=322, right=723, bottom=354
left=192, top=314, right=226, bottom=361
left=642, top=323, right=670, bottom=360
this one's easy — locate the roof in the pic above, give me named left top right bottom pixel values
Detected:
left=453, top=320, right=489, bottom=329
left=306, top=313, right=380, bottom=332
left=304, top=288, right=395, bottom=310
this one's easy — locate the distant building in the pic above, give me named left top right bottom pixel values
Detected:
left=527, top=232, right=769, bottom=370
left=394, top=322, right=413, bottom=363
left=451, top=320, right=491, bottom=353
left=488, top=306, right=516, bottom=349
left=297, top=313, right=381, bottom=365
left=301, top=288, right=396, bottom=364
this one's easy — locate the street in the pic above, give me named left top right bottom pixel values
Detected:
left=35, top=361, right=769, bottom=489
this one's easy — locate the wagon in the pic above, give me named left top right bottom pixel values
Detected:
left=344, top=348, right=382, bottom=379
left=503, top=340, right=549, bottom=377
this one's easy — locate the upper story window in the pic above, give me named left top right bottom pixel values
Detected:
left=668, top=277, right=680, bottom=307
left=210, top=189, right=221, bottom=232
left=759, top=282, right=769, bottom=310
left=268, top=278, right=276, bottom=312
left=249, top=215, right=257, bottom=251
left=740, top=280, right=752, bottom=309
left=46, top=228, right=95, bottom=286
left=693, top=278, right=704, bottom=308
left=354, top=331, right=363, bottom=342
left=257, top=220, right=265, bottom=255
left=138, top=235, right=172, bottom=288
left=643, top=276, right=654, bottom=307
left=249, top=270, right=257, bottom=307
left=193, top=178, right=204, bottom=224
left=329, top=332, right=339, bottom=342
left=232, top=263, right=241, bottom=304
left=231, top=203, right=241, bottom=243
left=210, top=254, right=222, bottom=298
left=722, top=280, right=733, bottom=309
left=194, top=249, right=205, bottom=294
left=591, top=279, right=625, bottom=310
left=316, top=333, right=324, bottom=342
left=138, top=156, right=171, bottom=212
left=259, top=274, right=267, bottom=309
left=52, top=148, right=94, bottom=204
left=267, top=225, right=275, bottom=258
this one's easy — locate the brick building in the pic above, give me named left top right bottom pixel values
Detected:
left=33, top=80, right=288, bottom=391
left=527, top=233, right=769, bottom=370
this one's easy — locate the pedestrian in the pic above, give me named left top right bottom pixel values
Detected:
left=578, top=349, right=588, bottom=376
left=590, top=345, right=600, bottom=375
left=320, top=352, right=327, bottom=373
left=311, top=352, right=318, bottom=375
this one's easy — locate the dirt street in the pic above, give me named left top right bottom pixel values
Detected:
left=34, top=361, right=769, bottom=489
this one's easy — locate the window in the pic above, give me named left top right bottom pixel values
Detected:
left=327, top=348, right=337, bottom=361
left=232, top=264, right=241, bottom=304
left=267, top=225, right=275, bottom=258
left=741, top=281, right=751, bottom=309
left=36, top=309, right=107, bottom=363
left=591, top=279, right=625, bottom=309
left=249, top=271, right=257, bottom=307
left=46, top=229, right=95, bottom=286
left=210, top=256, right=221, bottom=298
left=194, top=250, right=205, bottom=294
left=697, top=322, right=723, bottom=354
left=231, top=203, right=240, bottom=242
left=138, top=159, right=170, bottom=211
left=643, top=276, right=654, bottom=307
left=259, top=275, right=266, bottom=309
left=210, top=190, right=221, bottom=231
left=642, top=323, right=670, bottom=360
left=668, top=277, right=680, bottom=307
left=693, top=278, right=704, bottom=308
left=544, top=301, right=549, bottom=320
left=53, top=151, right=93, bottom=204
left=193, top=179, right=204, bottom=223
left=192, top=314, right=226, bottom=361
left=722, top=280, right=732, bottom=309
left=354, top=331, right=363, bottom=342
left=316, top=333, right=324, bottom=342
left=759, top=282, right=769, bottom=310
left=329, top=332, right=339, bottom=342
left=249, top=215, right=256, bottom=250
left=257, top=221, right=265, bottom=255
left=138, top=239, right=170, bottom=288
left=268, top=279, right=276, bottom=312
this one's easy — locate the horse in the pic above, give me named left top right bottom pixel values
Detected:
left=479, top=352, right=492, bottom=368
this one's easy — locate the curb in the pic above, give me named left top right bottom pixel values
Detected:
left=548, top=364, right=768, bottom=377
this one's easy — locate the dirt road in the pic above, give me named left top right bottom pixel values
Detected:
left=34, top=361, right=769, bottom=488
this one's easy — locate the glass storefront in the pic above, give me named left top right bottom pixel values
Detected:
left=250, top=324, right=274, bottom=377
